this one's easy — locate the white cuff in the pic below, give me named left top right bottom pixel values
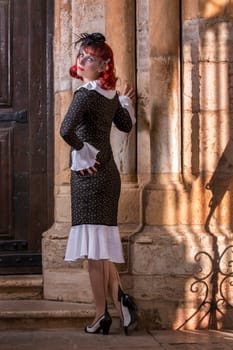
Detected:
left=119, top=95, right=136, bottom=125
left=71, top=142, right=99, bottom=171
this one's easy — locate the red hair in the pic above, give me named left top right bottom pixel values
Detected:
left=69, top=43, right=117, bottom=90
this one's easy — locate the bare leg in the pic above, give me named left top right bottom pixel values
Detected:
left=88, top=259, right=108, bottom=324
left=104, top=261, right=123, bottom=321
left=103, top=261, right=137, bottom=335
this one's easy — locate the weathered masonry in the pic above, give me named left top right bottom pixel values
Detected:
left=1, top=0, right=233, bottom=330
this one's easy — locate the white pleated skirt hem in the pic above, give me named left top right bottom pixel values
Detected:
left=64, top=224, right=125, bottom=263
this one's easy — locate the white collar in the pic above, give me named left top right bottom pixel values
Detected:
left=78, top=80, right=116, bottom=99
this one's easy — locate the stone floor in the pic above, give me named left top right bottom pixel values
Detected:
left=1, top=329, right=233, bottom=350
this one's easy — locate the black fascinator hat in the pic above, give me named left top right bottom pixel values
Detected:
left=74, top=32, right=106, bottom=47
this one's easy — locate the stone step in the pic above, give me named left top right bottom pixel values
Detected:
left=0, top=300, right=120, bottom=330
left=0, top=275, right=43, bottom=300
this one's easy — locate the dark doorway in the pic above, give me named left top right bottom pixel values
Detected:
left=0, top=0, right=54, bottom=274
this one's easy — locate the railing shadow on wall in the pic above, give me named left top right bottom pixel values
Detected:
left=177, top=140, right=233, bottom=330
left=176, top=0, right=233, bottom=330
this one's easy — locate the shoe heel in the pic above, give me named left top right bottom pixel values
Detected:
left=124, top=319, right=137, bottom=336
left=100, top=318, right=112, bottom=335
left=124, top=326, right=128, bottom=336
left=118, top=286, right=137, bottom=336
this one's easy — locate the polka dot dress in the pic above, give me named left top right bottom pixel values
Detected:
left=60, top=86, right=133, bottom=263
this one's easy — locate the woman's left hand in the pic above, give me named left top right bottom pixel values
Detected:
left=121, top=82, right=135, bottom=100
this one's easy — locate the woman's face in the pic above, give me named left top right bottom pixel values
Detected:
left=77, top=47, right=104, bottom=82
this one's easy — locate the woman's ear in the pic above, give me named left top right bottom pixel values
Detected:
left=97, top=58, right=110, bottom=72
left=97, top=62, right=105, bottom=73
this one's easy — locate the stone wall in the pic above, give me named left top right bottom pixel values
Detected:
left=42, top=0, right=233, bottom=330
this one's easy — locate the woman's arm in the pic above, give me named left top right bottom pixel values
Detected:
left=113, top=83, right=136, bottom=132
left=60, top=90, right=86, bottom=150
left=60, top=89, right=99, bottom=175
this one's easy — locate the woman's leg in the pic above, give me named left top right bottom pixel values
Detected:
left=104, top=261, right=123, bottom=321
left=106, top=261, right=137, bottom=335
left=88, top=259, right=108, bottom=324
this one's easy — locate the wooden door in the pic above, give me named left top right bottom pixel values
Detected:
left=0, top=0, right=54, bottom=274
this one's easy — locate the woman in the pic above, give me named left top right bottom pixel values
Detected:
left=60, top=33, right=137, bottom=335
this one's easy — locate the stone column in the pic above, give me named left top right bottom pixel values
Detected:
left=130, top=0, right=185, bottom=328
left=148, top=0, right=181, bottom=180
left=143, top=0, right=181, bottom=225
left=105, top=0, right=139, bottom=224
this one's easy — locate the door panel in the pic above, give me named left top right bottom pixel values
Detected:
left=0, top=0, right=54, bottom=274
left=0, top=127, right=13, bottom=237
left=0, top=0, right=11, bottom=106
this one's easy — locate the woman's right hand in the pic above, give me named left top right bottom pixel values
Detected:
left=80, top=161, right=100, bottom=176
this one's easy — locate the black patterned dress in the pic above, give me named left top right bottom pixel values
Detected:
left=60, top=81, right=133, bottom=263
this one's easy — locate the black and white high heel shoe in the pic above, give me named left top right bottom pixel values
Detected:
left=85, top=311, right=112, bottom=335
left=118, top=287, right=137, bottom=335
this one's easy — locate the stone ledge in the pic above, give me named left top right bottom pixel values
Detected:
left=0, top=275, right=43, bottom=287
left=42, top=223, right=139, bottom=272
left=0, top=300, right=119, bottom=330
left=0, top=300, right=95, bottom=317
left=0, top=275, right=43, bottom=300
left=43, top=222, right=139, bottom=240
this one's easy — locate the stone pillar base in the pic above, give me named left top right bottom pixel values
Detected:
left=42, top=223, right=93, bottom=302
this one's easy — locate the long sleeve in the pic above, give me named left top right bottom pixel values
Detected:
left=113, top=96, right=135, bottom=133
left=60, top=89, right=100, bottom=171
left=60, top=90, right=87, bottom=150
left=118, top=95, right=136, bottom=125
